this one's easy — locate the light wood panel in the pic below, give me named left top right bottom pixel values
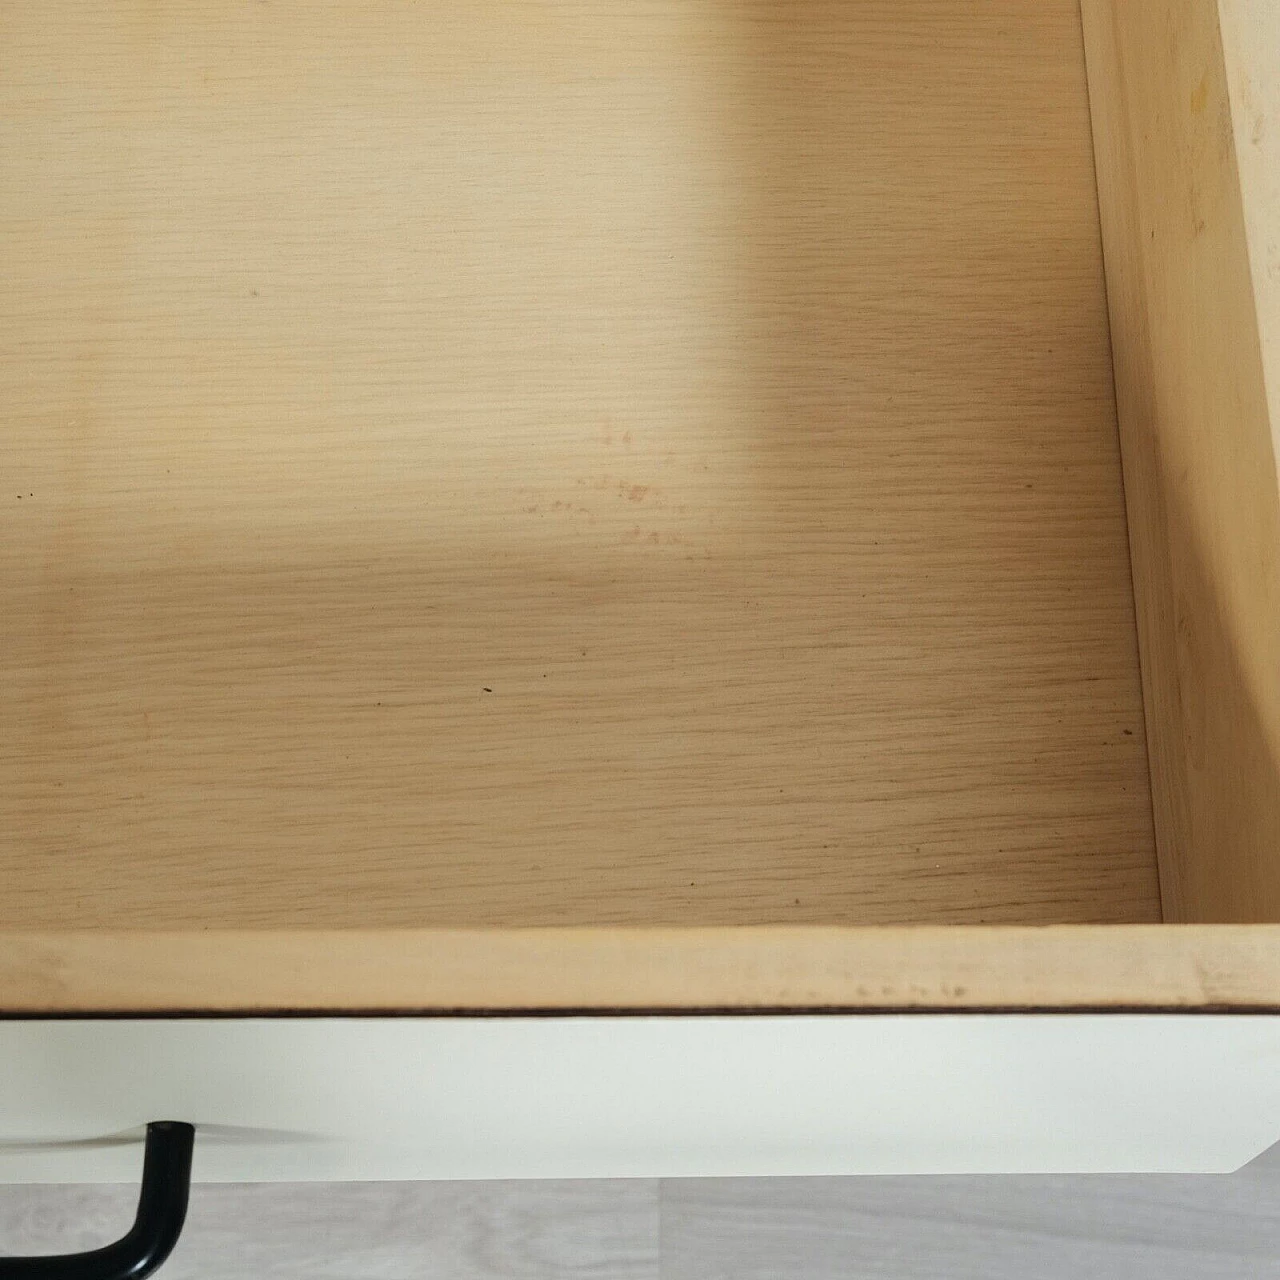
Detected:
left=1081, top=0, right=1280, bottom=920
left=1220, top=2, right=1280, bottom=481
left=5, top=927, right=1280, bottom=1013
left=1, top=0, right=1156, bottom=930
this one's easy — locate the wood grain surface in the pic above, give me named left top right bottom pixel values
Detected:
left=1081, top=0, right=1280, bottom=920
left=5, top=1156, right=1280, bottom=1280
left=1220, top=1, right=1280, bottom=467
left=8, top=926, right=1280, bottom=1013
left=1, top=0, right=1157, bottom=931
left=0, top=1180, right=660, bottom=1279
left=661, top=1152, right=1280, bottom=1280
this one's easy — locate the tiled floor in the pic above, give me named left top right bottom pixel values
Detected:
left=3, top=1142, right=1279, bottom=1278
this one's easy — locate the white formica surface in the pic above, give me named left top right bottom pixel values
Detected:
left=1, top=1016, right=1279, bottom=1182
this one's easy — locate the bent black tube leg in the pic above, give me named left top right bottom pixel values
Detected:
left=0, top=1122, right=195, bottom=1280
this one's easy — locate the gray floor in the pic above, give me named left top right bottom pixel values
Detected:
left=4, top=1144, right=1280, bottom=1278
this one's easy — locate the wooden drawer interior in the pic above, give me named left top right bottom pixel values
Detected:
left=1, top=0, right=1278, bottom=1009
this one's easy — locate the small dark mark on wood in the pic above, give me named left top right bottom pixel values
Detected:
left=1123, top=728, right=1134, bottom=735
left=483, top=687, right=492, bottom=693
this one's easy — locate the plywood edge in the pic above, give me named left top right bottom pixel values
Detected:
left=3, top=926, right=1280, bottom=1013
left=1080, top=0, right=1280, bottom=920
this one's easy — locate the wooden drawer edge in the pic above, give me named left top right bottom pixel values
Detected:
left=3, top=925, right=1280, bottom=1015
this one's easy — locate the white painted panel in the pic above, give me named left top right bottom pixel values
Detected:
left=1, top=1017, right=1279, bottom=1182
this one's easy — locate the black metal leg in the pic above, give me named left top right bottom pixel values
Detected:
left=0, top=1122, right=195, bottom=1280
